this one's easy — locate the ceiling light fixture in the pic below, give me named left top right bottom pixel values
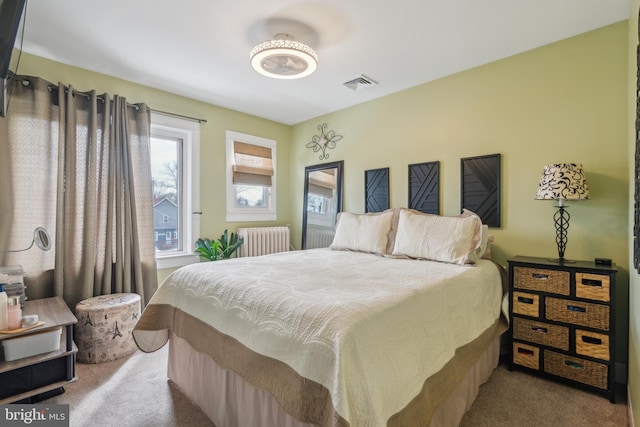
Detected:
left=250, top=33, right=318, bottom=79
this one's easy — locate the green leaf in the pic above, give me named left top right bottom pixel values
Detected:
left=195, top=229, right=245, bottom=261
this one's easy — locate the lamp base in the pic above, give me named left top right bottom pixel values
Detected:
left=547, top=258, right=576, bottom=264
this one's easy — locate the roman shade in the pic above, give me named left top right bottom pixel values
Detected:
left=232, top=141, right=274, bottom=187
left=308, top=169, right=335, bottom=198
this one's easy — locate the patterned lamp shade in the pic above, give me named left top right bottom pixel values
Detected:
left=535, top=163, right=590, bottom=202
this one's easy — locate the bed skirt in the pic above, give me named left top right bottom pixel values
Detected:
left=167, top=328, right=502, bottom=427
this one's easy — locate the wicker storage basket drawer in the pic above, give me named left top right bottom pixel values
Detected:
left=544, top=350, right=608, bottom=390
left=512, top=291, right=540, bottom=317
left=513, top=317, right=569, bottom=350
left=513, top=342, right=540, bottom=370
left=546, top=297, right=609, bottom=331
left=575, top=273, right=610, bottom=302
left=575, top=329, right=610, bottom=361
left=513, top=266, right=570, bottom=295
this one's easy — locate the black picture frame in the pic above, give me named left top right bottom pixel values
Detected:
left=461, top=153, right=501, bottom=227
left=635, top=34, right=640, bottom=272
left=301, top=161, right=344, bottom=250
left=408, top=161, right=440, bottom=214
left=365, top=167, right=389, bottom=213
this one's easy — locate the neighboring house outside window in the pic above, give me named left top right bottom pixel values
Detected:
left=153, top=197, right=178, bottom=251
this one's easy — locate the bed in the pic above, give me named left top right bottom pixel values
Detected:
left=133, top=208, right=508, bottom=426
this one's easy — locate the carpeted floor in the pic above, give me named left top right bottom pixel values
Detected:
left=47, top=345, right=214, bottom=427
left=459, top=361, right=629, bottom=427
left=46, top=345, right=629, bottom=427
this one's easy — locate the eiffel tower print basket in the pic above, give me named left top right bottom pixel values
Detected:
left=74, top=293, right=141, bottom=364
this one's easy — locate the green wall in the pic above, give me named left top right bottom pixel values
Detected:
left=14, top=18, right=635, bottom=420
left=15, top=54, right=293, bottom=283
left=291, top=22, right=630, bottom=377
left=628, top=1, right=639, bottom=424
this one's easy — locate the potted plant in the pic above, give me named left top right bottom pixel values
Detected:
left=195, top=229, right=244, bottom=261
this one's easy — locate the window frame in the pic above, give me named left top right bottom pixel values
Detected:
left=226, top=130, right=277, bottom=222
left=151, top=113, right=201, bottom=269
left=307, top=194, right=337, bottom=228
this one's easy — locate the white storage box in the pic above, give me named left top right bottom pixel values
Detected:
left=2, top=327, right=61, bottom=361
left=0, top=265, right=24, bottom=284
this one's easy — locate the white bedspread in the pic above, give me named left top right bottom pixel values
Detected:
left=141, top=248, right=503, bottom=426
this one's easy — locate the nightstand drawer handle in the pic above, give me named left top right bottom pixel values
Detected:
left=565, top=360, right=584, bottom=370
left=517, top=296, right=534, bottom=304
left=567, top=305, right=586, bottom=313
left=517, top=348, right=534, bottom=356
left=581, top=278, right=602, bottom=287
left=531, top=273, right=549, bottom=280
left=581, top=336, right=602, bottom=345
left=531, top=326, right=548, bottom=333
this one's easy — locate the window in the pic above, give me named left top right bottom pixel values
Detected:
left=226, top=131, right=276, bottom=221
left=151, top=113, right=200, bottom=269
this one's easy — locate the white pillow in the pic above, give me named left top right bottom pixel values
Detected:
left=473, top=224, right=490, bottom=260
left=391, top=209, right=482, bottom=264
left=330, top=211, right=394, bottom=255
left=481, top=233, right=494, bottom=260
left=459, top=209, right=487, bottom=262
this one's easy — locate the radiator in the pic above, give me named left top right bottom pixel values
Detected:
left=236, top=226, right=290, bottom=257
left=305, top=225, right=335, bottom=249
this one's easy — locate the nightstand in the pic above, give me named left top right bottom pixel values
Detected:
left=508, top=256, right=617, bottom=402
left=0, top=296, right=78, bottom=403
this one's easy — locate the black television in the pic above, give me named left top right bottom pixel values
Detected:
left=0, top=0, right=26, bottom=117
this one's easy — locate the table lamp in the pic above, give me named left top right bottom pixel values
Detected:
left=535, top=163, right=590, bottom=263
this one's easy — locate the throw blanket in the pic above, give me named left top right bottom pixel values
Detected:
left=134, top=249, right=504, bottom=426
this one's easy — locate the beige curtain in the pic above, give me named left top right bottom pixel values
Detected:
left=0, top=75, right=157, bottom=309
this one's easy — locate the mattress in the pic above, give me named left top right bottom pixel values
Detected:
left=134, top=248, right=507, bottom=426
left=167, top=330, right=502, bottom=427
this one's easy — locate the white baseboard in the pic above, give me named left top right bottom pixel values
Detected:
left=630, top=385, right=636, bottom=427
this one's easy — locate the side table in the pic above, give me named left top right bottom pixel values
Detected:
left=508, top=256, right=617, bottom=402
left=0, top=296, right=78, bottom=403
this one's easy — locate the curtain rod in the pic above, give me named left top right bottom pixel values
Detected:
left=10, top=76, right=208, bottom=124
left=150, top=108, right=207, bottom=124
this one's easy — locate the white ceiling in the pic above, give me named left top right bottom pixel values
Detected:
left=18, top=0, right=631, bottom=125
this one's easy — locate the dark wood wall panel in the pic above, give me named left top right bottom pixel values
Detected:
left=461, top=154, right=501, bottom=227
left=365, top=168, right=389, bottom=213
left=408, top=161, right=439, bottom=214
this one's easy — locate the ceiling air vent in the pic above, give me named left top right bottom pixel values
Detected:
left=342, top=74, right=378, bottom=91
